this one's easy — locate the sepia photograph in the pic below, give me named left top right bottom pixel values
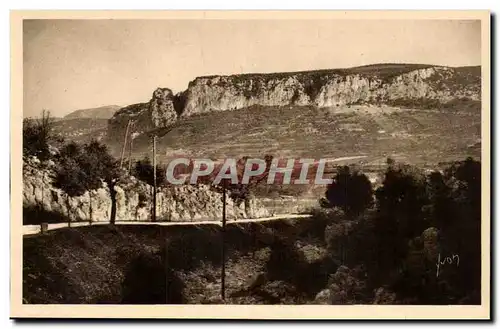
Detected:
left=10, top=10, right=490, bottom=319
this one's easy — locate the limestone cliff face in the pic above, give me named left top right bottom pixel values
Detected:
left=23, top=157, right=269, bottom=223
left=107, top=65, right=480, bottom=144
left=182, top=66, right=480, bottom=115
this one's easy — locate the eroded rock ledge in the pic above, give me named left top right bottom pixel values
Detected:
left=23, top=156, right=269, bottom=223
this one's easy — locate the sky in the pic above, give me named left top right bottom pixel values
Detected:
left=23, top=19, right=481, bottom=118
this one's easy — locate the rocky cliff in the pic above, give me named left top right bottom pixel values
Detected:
left=23, top=157, right=269, bottom=223
left=182, top=66, right=479, bottom=116
left=107, top=88, right=185, bottom=145
left=106, top=64, right=480, bottom=144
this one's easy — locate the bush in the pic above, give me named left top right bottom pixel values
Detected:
left=324, top=166, right=373, bottom=216
left=302, top=208, right=337, bottom=240
left=263, top=237, right=337, bottom=296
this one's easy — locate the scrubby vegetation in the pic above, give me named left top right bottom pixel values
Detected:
left=22, top=105, right=481, bottom=305
left=23, top=157, right=482, bottom=305
left=318, top=157, right=481, bottom=304
left=52, top=118, right=109, bottom=144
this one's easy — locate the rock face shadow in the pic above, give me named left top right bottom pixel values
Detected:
left=23, top=206, right=69, bottom=225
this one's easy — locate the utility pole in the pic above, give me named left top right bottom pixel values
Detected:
left=221, top=181, right=227, bottom=301
left=164, top=235, right=169, bottom=303
left=152, top=135, right=157, bottom=222
left=119, top=120, right=132, bottom=170
left=128, top=137, right=134, bottom=175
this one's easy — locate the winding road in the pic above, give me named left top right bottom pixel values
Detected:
left=22, top=213, right=313, bottom=236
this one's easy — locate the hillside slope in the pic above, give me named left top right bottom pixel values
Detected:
left=125, top=102, right=480, bottom=167
left=102, top=64, right=481, bottom=167
left=52, top=118, right=109, bottom=143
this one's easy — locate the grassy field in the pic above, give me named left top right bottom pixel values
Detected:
left=127, top=102, right=481, bottom=168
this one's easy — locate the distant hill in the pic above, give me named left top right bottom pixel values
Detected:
left=64, top=105, right=121, bottom=120
left=52, top=118, right=109, bottom=144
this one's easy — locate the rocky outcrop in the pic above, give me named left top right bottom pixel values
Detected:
left=149, top=88, right=178, bottom=128
left=23, top=157, right=269, bottom=223
left=106, top=88, right=181, bottom=145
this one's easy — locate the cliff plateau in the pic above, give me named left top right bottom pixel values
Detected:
left=107, top=64, right=480, bottom=147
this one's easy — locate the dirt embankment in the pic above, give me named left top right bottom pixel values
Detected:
left=23, top=216, right=335, bottom=304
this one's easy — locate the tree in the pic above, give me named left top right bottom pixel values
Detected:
left=370, top=163, right=429, bottom=279
left=23, top=110, right=54, bottom=161
left=84, top=140, right=120, bottom=224
left=427, top=171, right=454, bottom=229
left=82, top=140, right=120, bottom=223
left=440, top=157, right=481, bottom=298
left=387, top=158, right=482, bottom=304
left=133, top=157, right=166, bottom=187
left=54, top=140, right=120, bottom=225
left=444, top=157, right=481, bottom=215
left=54, top=143, right=87, bottom=225
left=324, top=166, right=373, bottom=216
left=375, top=164, right=429, bottom=238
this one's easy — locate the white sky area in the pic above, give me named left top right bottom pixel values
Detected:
left=23, top=19, right=481, bottom=117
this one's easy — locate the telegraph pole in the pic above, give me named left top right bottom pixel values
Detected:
left=128, top=137, right=134, bottom=175
left=152, top=135, right=157, bottom=222
left=164, top=233, right=169, bottom=303
left=221, top=181, right=227, bottom=301
left=119, top=120, right=132, bottom=170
